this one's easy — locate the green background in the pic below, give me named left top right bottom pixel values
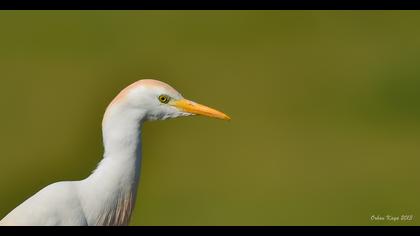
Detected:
left=0, top=11, right=419, bottom=225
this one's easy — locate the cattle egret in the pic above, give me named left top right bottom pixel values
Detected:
left=0, top=79, right=230, bottom=226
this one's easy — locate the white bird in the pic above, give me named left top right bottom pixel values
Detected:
left=0, top=79, right=230, bottom=226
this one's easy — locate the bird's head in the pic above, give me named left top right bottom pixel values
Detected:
left=106, top=79, right=230, bottom=122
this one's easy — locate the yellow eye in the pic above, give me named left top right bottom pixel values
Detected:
left=158, top=95, right=170, bottom=104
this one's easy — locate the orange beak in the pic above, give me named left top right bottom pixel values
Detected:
left=173, top=99, right=231, bottom=121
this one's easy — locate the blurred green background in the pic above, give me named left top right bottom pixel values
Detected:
left=0, top=10, right=419, bottom=226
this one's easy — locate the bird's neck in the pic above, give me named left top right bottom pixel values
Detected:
left=80, top=103, right=146, bottom=226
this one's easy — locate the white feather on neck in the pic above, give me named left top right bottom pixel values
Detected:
left=78, top=102, right=145, bottom=226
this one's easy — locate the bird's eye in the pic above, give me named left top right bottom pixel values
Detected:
left=158, top=95, right=170, bottom=104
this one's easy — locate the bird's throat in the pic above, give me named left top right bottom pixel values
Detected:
left=79, top=104, right=146, bottom=225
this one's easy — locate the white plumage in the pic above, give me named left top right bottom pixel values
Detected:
left=0, top=79, right=230, bottom=226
